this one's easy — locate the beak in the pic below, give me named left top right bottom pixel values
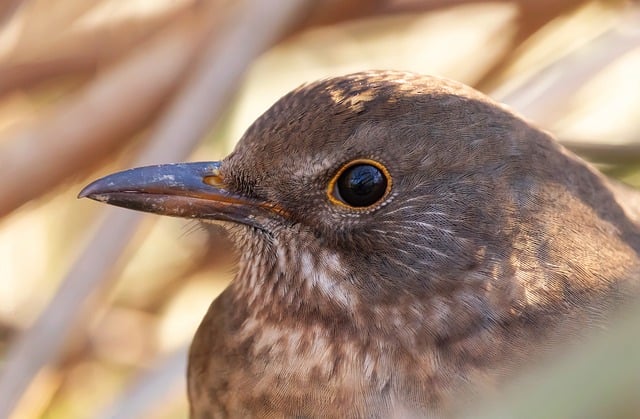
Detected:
left=78, top=161, right=284, bottom=228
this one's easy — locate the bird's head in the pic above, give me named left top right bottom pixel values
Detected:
left=80, top=71, right=640, bottom=334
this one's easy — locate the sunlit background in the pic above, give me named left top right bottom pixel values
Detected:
left=1, top=0, right=639, bottom=418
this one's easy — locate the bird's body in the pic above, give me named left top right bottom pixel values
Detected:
left=80, top=71, right=640, bottom=418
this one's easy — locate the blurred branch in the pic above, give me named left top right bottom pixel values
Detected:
left=0, top=10, right=209, bottom=218
left=0, top=319, right=18, bottom=351
left=0, top=1, right=314, bottom=417
left=495, top=5, right=640, bottom=125
left=563, top=139, right=640, bottom=165
left=473, top=0, right=590, bottom=91
left=96, top=347, right=189, bottom=419
left=0, top=0, right=24, bottom=28
left=0, top=4, right=200, bottom=97
left=128, top=230, right=235, bottom=313
left=297, top=0, right=588, bottom=32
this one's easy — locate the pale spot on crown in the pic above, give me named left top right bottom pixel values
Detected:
left=329, top=87, right=377, bottom=112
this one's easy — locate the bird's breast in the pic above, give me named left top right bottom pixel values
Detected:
left=190, top=308, right=450, bottom=418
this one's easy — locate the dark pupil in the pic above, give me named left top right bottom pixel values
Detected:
left=337, top=164, right=387, bottom=207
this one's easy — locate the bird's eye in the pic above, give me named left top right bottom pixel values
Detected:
left=328, top=159, right=391, bottom=209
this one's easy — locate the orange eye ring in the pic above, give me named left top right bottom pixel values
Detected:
left=327, top=158, right=392, bottom=210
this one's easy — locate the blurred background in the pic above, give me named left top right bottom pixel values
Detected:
left=0, top=0, right=639, bottom=418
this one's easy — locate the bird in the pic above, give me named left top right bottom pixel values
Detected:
left=79, top=71, right=640, bottom=418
